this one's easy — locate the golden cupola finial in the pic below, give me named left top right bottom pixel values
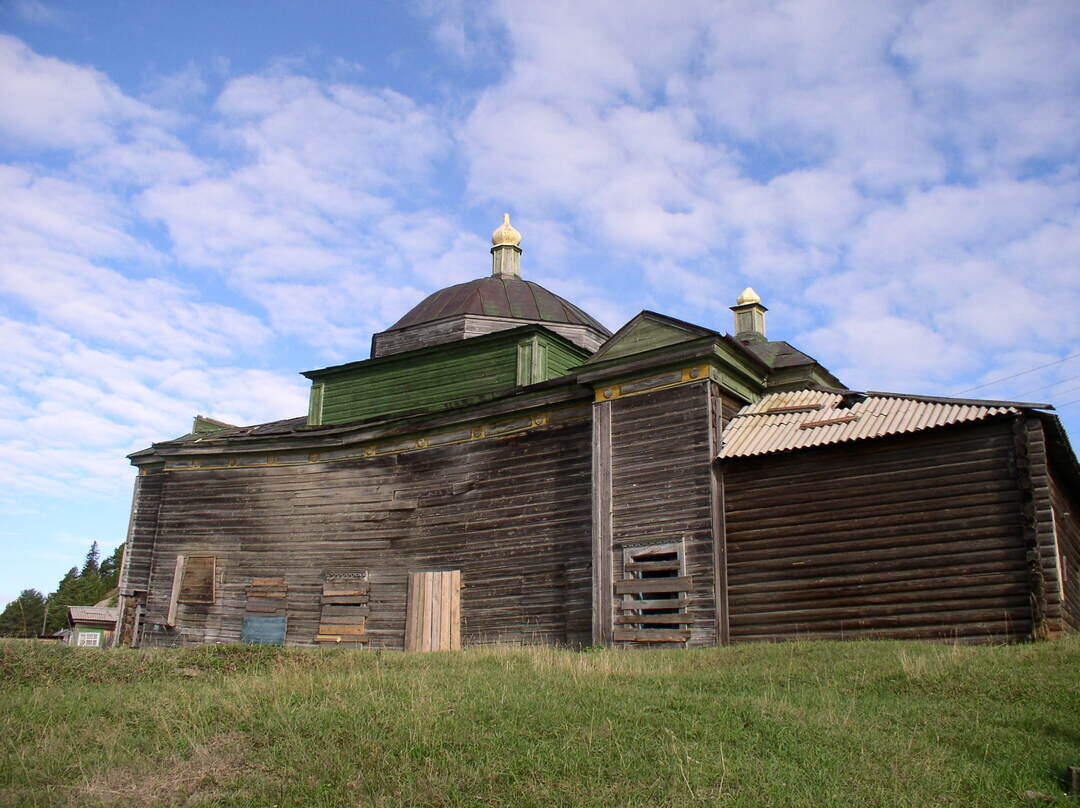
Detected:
left=736, top=286, right=761, bottom=306
left=491, top=212, right=522, bottom=248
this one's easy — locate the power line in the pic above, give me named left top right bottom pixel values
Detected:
left=1013, top=375, right=1080, bottom=398
left=954, top=352, right=1080, bottom=394
left=1056, top=397, right=1080, bottom=408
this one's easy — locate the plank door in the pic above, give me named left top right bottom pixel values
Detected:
left=405, top=571, right=461, bottom=652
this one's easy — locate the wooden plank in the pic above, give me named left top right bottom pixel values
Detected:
left=450, top=570, right=461, bottom=651
left=251, top=577, right=284, bottom=587
left=622, top=597, right=689, bottom=610
left=247, top=588, right=288, bottom=598
left=614, top=576, right=692, bottom=595
left=429, top=571, right=441, bottom=652
left=613, top=628, right=689, bottom=642
left=404, top=572, right=419, bottom=651
left=623, top=560, right=681, bottom=572
left=317, top=624, right=367, bottom=636
left=322, top=584, right=368, bottom=597
left=591, top=400, right=613, bottom=645
left=615, top=613, right=692, bottom=625
left=166, top=555, right=185, bottom=626
left=421, top=572, right=434, bottom=652
left=320, top=594, right=370, bottom=605
left=438, top=572, right=451, bottom=651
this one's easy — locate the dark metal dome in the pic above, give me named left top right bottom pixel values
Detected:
left=387, top=276, right=610, bottom=334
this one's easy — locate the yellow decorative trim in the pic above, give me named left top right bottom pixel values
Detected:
left=161, top=403, right=589, bottom=473
left=594, top=364, right=709, bottom=402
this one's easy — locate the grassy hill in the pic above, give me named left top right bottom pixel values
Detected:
left=1, top=637, right=1077, bottom=807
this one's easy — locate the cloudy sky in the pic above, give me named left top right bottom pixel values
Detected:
left=1, top=0, right=1078, bottom=605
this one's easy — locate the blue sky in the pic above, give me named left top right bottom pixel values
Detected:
left=1, top=0, right=1078, bottom=606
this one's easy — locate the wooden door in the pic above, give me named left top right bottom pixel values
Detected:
left=405, top=571, right=461, bottom=651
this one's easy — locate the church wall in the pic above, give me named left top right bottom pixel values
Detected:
left=135, top=416, right=593, bottom=649
left=595, top=381, right=721, bottom=647
left=723, top=419, right=1035, bottom=643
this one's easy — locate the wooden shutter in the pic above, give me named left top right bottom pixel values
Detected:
left=315, top=571, right=368, bottom=643
left=405, top=571, right=461, bottom=652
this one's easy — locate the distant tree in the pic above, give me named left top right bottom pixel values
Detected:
left=81, top=541, right=100, bottom=578
left=0, top=590, right=47, bottom=637
left=99, top=543, right=124, bottom=593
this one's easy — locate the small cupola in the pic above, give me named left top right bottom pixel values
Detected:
left=491, top=213, right=522, bottom=279
left=731, top=286, right=767, bottom=340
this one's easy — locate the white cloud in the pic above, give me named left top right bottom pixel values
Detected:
left=0, top=34, right=158, bottom=150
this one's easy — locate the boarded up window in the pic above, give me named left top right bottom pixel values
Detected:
left=166, top=554, right=216, bottom=626
left=613, top=542, right=691, bottom=643
left=179, top=556, right=216, bottom=603
left=315, top=571, right=368, bottom=643
left=242, top=577, right=288, bottom=645
left=405, top=571, right=461, bottom=652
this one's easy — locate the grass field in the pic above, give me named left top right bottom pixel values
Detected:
left=1, top=637, right=1077, bottom=807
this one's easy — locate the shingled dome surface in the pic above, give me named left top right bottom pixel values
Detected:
left=387, top=276, right=609, bottom=334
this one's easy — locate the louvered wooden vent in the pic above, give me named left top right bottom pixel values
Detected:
left=613, top=542, right=691, bottom=643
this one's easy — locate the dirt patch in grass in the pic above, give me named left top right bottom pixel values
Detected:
left=77, top=732, right=261, bottom=807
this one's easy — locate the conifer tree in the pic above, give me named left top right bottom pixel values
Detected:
left=0, top=590, right=47, bottom=637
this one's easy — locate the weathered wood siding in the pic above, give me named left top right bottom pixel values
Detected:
left=606, top=382, right=720, bottom=646
left=138, top=415, right=593, bottom=649
left=1018, top=416, right=1066, bottom=637
left=724, top=419, right=1033, bottom=643
left=117, top=470, right=165, bottom=596
left=1048, top=471, right=1080, bottom=631
left=319, top=338, right=521, bottom=425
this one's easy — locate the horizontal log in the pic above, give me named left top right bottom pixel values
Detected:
left=613, top=628, right=690, bottom=642
left=614, top=576, right=692, bottom=595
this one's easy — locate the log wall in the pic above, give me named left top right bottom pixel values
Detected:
left=604, top=382, right=720, bottom=646
left=723, top=419, right=1034, bottom=643
left=1049, top=473, right=1080, bottom=631
left=136, top=415, right=593, bottom=649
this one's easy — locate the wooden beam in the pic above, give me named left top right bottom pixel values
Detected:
left=613, top=628, right=689, bottom=642
left=614, top=576, right=692, bottom=595
left=592, top=400, right=614, bottom=645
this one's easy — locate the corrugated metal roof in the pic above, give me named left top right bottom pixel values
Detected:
left=68, top=606, right=119, bottom=624
left=718, top=389, right=1049, bottom=459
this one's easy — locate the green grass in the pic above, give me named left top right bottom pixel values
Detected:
left=1, top=637, right=1077, bottom=807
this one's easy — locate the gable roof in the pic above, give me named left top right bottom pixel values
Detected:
left=68, top=606, right=119, bottom=625
left=584, top=310, right=717, bottom=365
left=719, top=388, right=1053, bottom=459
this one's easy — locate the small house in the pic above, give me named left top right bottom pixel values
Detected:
left=67, top=606, right=119, bottom=648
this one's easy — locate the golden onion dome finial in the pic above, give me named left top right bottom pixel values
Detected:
left=736, top=286, right=761, bottom=306
left=491, top=212, right=522, bottom=247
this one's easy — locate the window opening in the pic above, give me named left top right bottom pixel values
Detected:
left=613, top=541, right=691, bottom=643
left=77, top=631, right=100, bottom=647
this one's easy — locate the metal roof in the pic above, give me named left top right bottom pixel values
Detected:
left=387, top=277, right=609, bottom=334
left=719, top=389, right=1051, bottom=459
left=68, top=606, right=119, bottom=625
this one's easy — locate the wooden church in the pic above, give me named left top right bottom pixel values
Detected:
left=115, top=215, right=1080, bottom=650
